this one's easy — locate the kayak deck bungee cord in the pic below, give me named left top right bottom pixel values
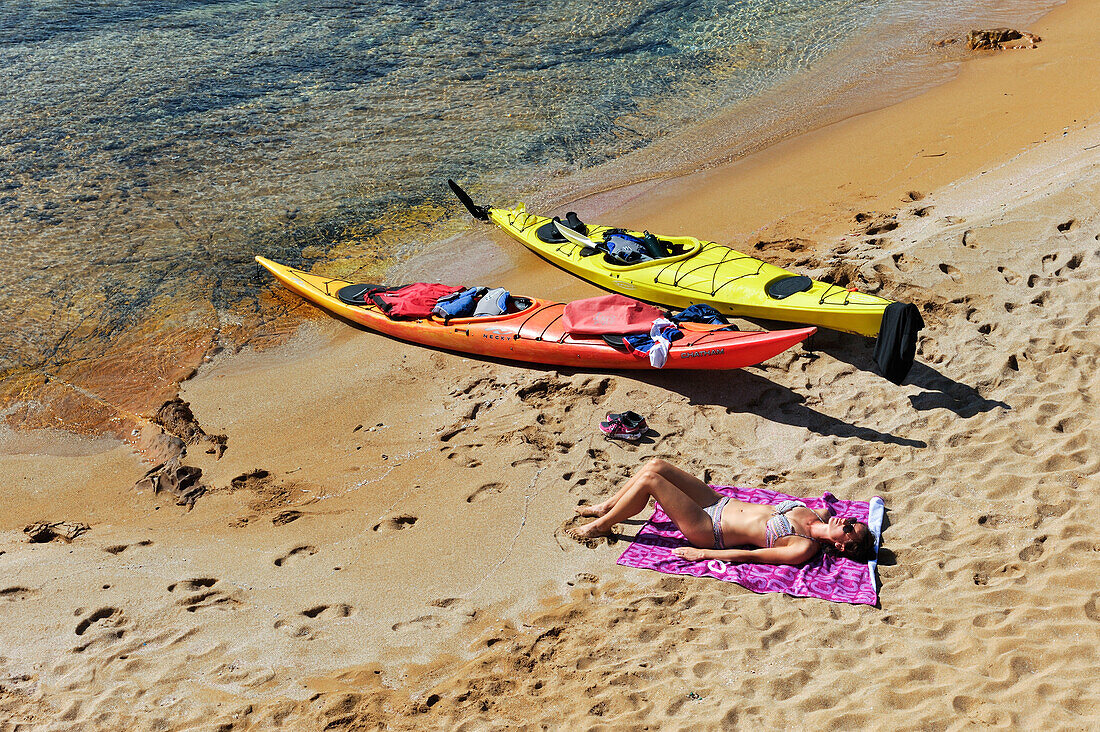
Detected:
left=256, top=257, right=816, bottom=371
left=447, top=180, right=923, bottom=383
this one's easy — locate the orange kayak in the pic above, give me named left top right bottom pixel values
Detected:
left=257, top=257, right=815, bottom=370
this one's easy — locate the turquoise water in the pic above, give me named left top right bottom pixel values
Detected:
left=0, top=0, right=1059, bottom=421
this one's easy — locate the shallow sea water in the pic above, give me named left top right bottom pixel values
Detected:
left=0, top=0, right=1059, bottom=433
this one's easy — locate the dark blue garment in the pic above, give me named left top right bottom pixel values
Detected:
left=670, top=304, right=728, bottom=325
left=623, top=324, right=684, bottom=354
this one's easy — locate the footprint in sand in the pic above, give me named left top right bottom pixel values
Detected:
left=372, top=515, right=417, bottom=533
left=971, top=609, right=1011, bottom=629
left=271, top=510, right=302, bottom=526
left=178, top=589, right=242, bottom=612
left=437, top=423, right=468, bottom=442
left=274, top=617, right=316, bottom=640
left=998, top=266, right=1021, bottom=285
left=167, top=578, right=218, bottom=592
left=466, top=482, right=504, bottom=503
left=72, top=606, right=131, bottom=653
left=427, top=597, right=478, bottom=622
left=168, top=578, right=242, bottom=612
left=274, top=545, right=318, bottom=567
left=854, top=212, right=898, bottom=236
left=230, top=469, right=272, bottom=491
left=1055, top=253, right=1084, bottom=275
left=445, top=443, right=484, bottom=468
left=566, top=573, right=599, bottom=587
left=1018, top=536, right=1047, bottom=561
left=104, top=539, right=153, bottom=555
left=1084, top=594, right=1100, bottom=623
left=75, top=607, right=125, bottom=636
left=891, top=253, right=913, bottom=272
left=953, top=695, right=1011, bottom=726
left=1, top=586, right=38, bottom=602
left=301, top=603, right=354, bottom=619
left=392, top=614, right=445, bottom=632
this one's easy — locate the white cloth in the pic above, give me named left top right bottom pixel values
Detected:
left=648, top=318, right=675, bottom=368
left=866, top=496, right=886, bottom=593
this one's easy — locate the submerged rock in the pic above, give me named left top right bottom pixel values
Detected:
left=966, top=28, right=1041, bottom=51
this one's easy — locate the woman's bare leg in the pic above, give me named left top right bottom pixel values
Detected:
left=567, top=460, right=717, bottom=546
left=575, top=459, right=721, bottom=517
left=574, top=466, right=647, bottom=517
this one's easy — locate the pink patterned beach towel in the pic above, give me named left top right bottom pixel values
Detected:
left=616, top=485, right=885, bottom=606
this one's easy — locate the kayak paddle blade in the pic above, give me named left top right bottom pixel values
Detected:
left=554, top=219, right=600, bottom=249
left=447, top=179, right=489, bottom=222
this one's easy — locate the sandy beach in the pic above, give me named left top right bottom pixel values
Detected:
left=3, top=1, right=1100, bottom=729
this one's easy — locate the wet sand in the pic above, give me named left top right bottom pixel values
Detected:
left=3, top=2, right=1100, bottom=729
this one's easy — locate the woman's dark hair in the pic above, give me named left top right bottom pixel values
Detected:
left=823, top=521, right=874, bottom=562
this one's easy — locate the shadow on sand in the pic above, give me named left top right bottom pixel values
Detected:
left=293, top=293, right=997, bottom=446
left=803, top=328, right=1010, bottom=418
left=633, top=367, right=926, bottom=448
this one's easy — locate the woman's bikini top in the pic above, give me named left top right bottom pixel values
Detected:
left=764, top=500, right=820, bottom=547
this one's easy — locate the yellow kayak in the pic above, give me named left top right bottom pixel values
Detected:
left=449, top=180, right=924, bottom=383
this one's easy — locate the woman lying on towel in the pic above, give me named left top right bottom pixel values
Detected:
left=567, top=459, right=872, bottom=564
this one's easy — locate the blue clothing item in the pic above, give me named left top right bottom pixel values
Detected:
left=604, top=233, right=653, bottom=264
left=432, top=286, right=486, bottom=319
left=623, top=324, right=683, bottom=354
left=671, top=304, right=729, bottom=325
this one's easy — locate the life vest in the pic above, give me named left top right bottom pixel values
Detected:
left=472, top=287, right=510, bottom=317
left=370, top=283, right=464, bottom=319
left=432, top=287, right=487, bottom=320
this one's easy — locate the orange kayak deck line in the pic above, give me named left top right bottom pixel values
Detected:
left=256, top=257, right=815, bottom=370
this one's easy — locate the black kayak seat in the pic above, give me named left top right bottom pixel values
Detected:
left=765, top=275, right=813, bottom=300
left=337, top=283, right=388, bottom=305
left=600, top=334, right=631, bottom=352
left=536, top=212, right=588, bottom=243
left=535, top=221, right=565, bottom=243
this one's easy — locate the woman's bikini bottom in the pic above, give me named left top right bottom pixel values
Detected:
left=702, top=496, right=730, bottom=549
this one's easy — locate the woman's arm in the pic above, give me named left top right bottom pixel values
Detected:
left=672, top=543, right=817, bottom=565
